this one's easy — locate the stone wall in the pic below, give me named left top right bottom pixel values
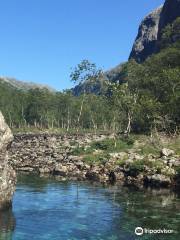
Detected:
left=0, top=112, right=16, bottom=209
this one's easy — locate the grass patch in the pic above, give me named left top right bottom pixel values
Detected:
left=83, top=153, right=110, bottom=165
left=71, top=138, right=133, bottom=156
left=165, top=136, right=180, bottom=155
left=91, top=138, right=133, bottom=153
left=116, top=158, right=127, bottom=166
left=123, top=159, right=165, bottom=176
left=139, top=145, right=160, bottom=156
left=127, top=160, right=145, bottom=177
left=71, top=146, right=94, bottom=155
left=71, top=137, right=134, bottom=165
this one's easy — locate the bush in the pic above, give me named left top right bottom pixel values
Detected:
left=128, top=160, right=145, bottom=177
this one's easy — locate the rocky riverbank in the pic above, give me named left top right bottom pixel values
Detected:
left=0, top=112, right=16, bottom=209
left=8, top=133, right=180, bottom=189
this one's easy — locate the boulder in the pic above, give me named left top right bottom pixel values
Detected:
left=85, top=170, right=100, bottom=182
left=53, top=164, right=68, bottom=176
left=161, top=148, right=175, bottom=157
left=145, top=174, right=171, bottom=187
left=0, top=111, right=16, bottom=209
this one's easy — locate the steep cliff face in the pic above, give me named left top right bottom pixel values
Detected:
left=129, top=6, right=162, bottom=62
left=0, top=111, right=16, bottom=209
left=158, top=0, right=180, bottom=39
left=129, top=0, right=180, bottom=62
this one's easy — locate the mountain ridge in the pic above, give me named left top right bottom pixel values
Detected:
left=0, top=77, right=55, bottom=92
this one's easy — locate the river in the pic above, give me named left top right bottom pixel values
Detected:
left=0, top=174, right=179, bottom=240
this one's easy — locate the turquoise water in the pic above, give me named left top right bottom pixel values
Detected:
left=0, top=174, right=180, bottom=240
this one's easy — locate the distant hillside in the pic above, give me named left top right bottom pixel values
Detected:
left=72, top=63, right=129, bottom=96
left=0, top=77, right=55, bottom=92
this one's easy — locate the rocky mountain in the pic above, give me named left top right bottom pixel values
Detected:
left=0, top=77, right=55, bottom=92
left=158, top=0, right=180, bottom=40
left=105, top=64, right=125, bottom=83
left=129, top=6, right=162, bottom=62
left=129, top=0, right=180, bottom=62
left=72, top=78, right=107, bottom=96
left=70, top=0, right=180, bottom=94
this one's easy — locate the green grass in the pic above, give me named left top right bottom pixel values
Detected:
left=91, top=138, right=133, bottom=152
left=165, top=136, right=180, bottom=155
left=72, top=138, right=133, bottom=155
left=71, top=146, right=94, bottom=155
left=127, top=160, right=145, bottom=176
left=83, top=153, right=110, bottom=165
left=139, top=145, right=160, bottom=156
left=71, top=137, right=134, bottom=164
left=125, top=159, right=166, bottom=176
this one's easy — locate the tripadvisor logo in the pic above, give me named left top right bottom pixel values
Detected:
left=135, top=227, right=174, bottom=236
left=135, top=227, right=143, bottom=236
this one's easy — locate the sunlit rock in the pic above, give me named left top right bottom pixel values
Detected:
left=0, top=111, right=16, bottom=209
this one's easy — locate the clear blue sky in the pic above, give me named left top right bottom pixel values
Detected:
left=0, top=0, right=164, bottom=91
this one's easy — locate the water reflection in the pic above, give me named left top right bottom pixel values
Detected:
left=108, top=186, right=180, bottom=240
left=0, top=206, right=15, bottom=240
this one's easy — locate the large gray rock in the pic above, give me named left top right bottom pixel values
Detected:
left=129, top=6, right=162, bottom=62
left=0, top=111, right=16, bottom=209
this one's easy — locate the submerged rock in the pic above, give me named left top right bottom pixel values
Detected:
left=0, top=112, right=16, bottom=209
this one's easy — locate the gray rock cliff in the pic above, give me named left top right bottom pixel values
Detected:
left=129, top=6, right=162, bottom=62
left=0, top=111, right=16, bottom=209
left=129, top=0, right=180, bottom=62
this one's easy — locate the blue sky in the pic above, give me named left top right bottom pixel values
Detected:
left=0, top=0, right=164, bottom=91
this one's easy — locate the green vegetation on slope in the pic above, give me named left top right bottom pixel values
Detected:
left=0, top=18, right=179, bottom=135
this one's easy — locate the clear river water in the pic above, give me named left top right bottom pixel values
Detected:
left=0, top=174, right=179, bottom=240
